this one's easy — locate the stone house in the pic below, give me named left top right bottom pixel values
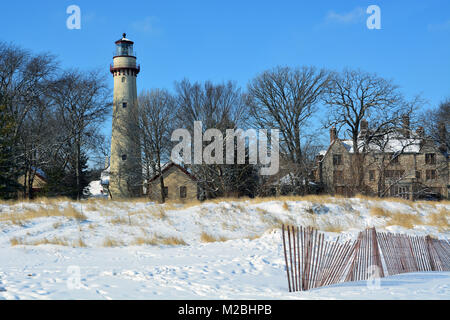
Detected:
left=314, top=121, right=449, bottom=200
left=147, top=162, right=198, bottom=202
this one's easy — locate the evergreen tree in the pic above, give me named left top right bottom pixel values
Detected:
left=42, top=150, right=91, bottom=199
left=0, top=104, right=20, bottom=199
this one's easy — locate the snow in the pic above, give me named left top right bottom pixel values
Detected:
left=0, top=197, right=448, bottom=299
left=85, top=180, right=106, bottom=198
left=100, top=166, right=110, bottom=186
left=277, top=175, right=317, bottom=186
left=0, top=233, right=448, bottom=299
left=340, top=138, right=422, bottom=154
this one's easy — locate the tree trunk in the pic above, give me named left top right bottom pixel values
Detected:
left=156, top=152, right=165, bottom=203
left=27, top=168, right=35, bottom=200
left=76, top=141, right=81, bottom=200
left=159, top=173, right=165, bottom=203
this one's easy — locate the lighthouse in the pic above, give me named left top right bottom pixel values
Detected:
left=109, top=33, right=142, bottom=198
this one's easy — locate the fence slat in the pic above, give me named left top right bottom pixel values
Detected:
left=281, top=225, right=292, bottom=292
left=282, top=226, right=449, bottom=292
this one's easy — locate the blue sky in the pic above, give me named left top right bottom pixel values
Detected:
left=2, top=0, right=449, bottom=145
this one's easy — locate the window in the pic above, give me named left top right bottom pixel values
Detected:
left=384, top=170, right=404, bottom=179
left=180, top=186, right=187, bottom=198
left=333, top=170, right=343, bottom=184
left=425, top=153, right=436, bottom=165
left=385, top=170, right=392, bottom=178
left=122, top=102, right=127, bottom=108
left=369, top=170, right=375, bottom=181
left=333, top=154, right=342, bottom=166
left=121, top=154, right=127, bottom=161
left=121, top=77, right=126, bottom=83
left=390, top=185, right=410, bottom=200
left=415, top=171, right=421, bottom=180
left=163, top=187, right=168, bottom=197
left=426, top=170, right=436, bottom=180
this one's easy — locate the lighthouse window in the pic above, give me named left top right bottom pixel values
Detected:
left=122, top=102, right=127, bottom=108
left=122, top=77, right=126, bottom=83
left=122, top=154, right=127, bottom=161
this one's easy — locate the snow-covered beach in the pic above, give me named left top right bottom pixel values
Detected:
left=0, top=197, right=448, bottom=299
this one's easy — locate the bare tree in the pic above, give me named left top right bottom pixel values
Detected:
left=0, top=42, right=57, bottom=139
left=323, top=68, right=420, bottom=194
left=174, top=79, right=253, bottom=199
left=420, top=99, right=449, bottom=151
left=175, top=79, right=247, bottom=129
left=364, top=125, right=419, bottom=198
left=138, top=89, right=177, bottom=203
left=247, top=66, right=330, bottom=194
left=0, top=42, right=58, bottom=198
left=48, top=69, right=110, bottom=199
left=87, top=133, right=111, bottom=170
left=19, top=96, right=62, bottom=198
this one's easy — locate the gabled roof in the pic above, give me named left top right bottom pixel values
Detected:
left=148, top=162, right=197, bottom=183
left=30, top=166, right=47, bottom=181
left=317, top=138, right=341, bottom=161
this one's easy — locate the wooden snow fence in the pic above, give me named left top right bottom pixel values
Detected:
left=281, top=225, right=450, bottom=292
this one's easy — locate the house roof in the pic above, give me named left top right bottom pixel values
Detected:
left=30, top=166, right=47, bottom=181
left=100, top=161, right=196, bottom=186
left=340, top=136, right=422, bottom=154
left=148, top=162, right=197, bottom=183
left=318, top=131, right=430, bottom=162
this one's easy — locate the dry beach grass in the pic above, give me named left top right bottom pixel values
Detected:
left=1, top=195, right=448, bottom=247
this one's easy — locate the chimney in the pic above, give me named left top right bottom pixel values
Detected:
left=416, top=127, right=425, bottom=148
left=416, top=126, right=424, bottom=137
left=330, top=127, right=337, bottom=143
left=402, top=115, right=410, bottom=138
left=438, top=122, right=447, bottom=153
left=360, top=119, right=368, bottom=136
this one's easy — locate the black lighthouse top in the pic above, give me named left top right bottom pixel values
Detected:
left=114, top=33, right=134, bottom=57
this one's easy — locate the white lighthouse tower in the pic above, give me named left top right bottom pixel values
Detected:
left=109, top=33, right=142, bottom=198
